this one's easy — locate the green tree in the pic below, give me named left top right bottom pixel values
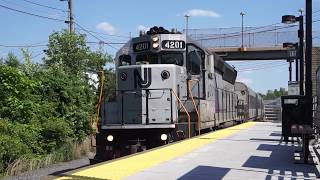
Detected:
left=0, top=29, right=116, bottom=176
left=4, top=52, right=20, bottom=68
left=44, top=30, right=111, bottom=74
left=263, top=88, right=288, bottom=100
left=0, top=65, right=38, bottom=123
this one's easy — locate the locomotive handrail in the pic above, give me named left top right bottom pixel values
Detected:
left=172, top=89, right=191, bottom=138
left=95, top=70, right=105, bottom=134
left=188, top=79, right=201, bottom=135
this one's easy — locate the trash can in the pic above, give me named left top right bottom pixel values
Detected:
left=281, top=95, right=306, bottom=141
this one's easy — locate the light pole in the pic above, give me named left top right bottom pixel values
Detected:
left=184, top=14, right=190, bottom=36
left=299, top=8, right=304, bottom=16
left=240, top=12, right=245, bottom=49
left=282, top=14, right=304, bottom=95
left=305, top=0, right=312, bottom=127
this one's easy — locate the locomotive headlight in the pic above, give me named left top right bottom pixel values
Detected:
left=107, top=135, right=114, bottom=142
left=120, top=72, right=127, bottom=81
left=152, top=36, right=159, bottom=42
left=160, top=134, right=168, bottom=141
left=152, top=42, right=159, bottom=49
left=161, top=70, right=170, bottom=79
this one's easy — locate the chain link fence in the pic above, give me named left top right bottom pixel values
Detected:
left=185, top=25, right=320, bottom=48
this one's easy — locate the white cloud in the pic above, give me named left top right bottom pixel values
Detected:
left=137, top=25, right=149, bottom=32
left=184, top=9, right=221, bottom=18
left=237, top=76, right=253, bottom=85
left=96, top=22, right=116, bottom=35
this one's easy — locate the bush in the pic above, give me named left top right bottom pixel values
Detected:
left=40, top=117, right=72, bottom=152
left=0, top=29, right=114, bottom=176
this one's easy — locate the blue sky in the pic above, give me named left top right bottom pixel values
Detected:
left=0, top=0, right=319, bottom=94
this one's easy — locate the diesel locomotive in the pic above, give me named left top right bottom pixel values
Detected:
left=91, top=26, right=264, bottom=164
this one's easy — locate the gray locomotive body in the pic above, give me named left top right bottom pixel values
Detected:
left=91, top=27, right=263, bottom=163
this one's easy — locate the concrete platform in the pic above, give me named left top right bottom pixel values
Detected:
left=125, top=122, right=319, bottom=180
left=52, top=122, right=320, bottom=180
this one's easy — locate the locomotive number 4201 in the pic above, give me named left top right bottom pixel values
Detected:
left=162, top=40, right=185, bottom=49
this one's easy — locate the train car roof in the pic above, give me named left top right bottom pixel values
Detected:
left=204, top=49, right=237, bottom=85
left=235, top=81, right=248, bottom=91
left=186, top=36, right=237, bottom=84
left=235, top=81, right=262, bottom=98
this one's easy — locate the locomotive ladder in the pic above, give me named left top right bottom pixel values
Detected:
left=172, top=89, right=191, bottom=138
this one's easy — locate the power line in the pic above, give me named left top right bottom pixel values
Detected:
left=72, top=14, right=129, bottom=39
left=192, top=10, right=320, bottom=39
left=313, top=10, right=320, bottom=14
left=196, top=19, right=320, bottom=42
left=75, top=23, right=104, bottom=41
left=189, top=22, right=283, bottom=39
left=32, top=51, right=45, bottom=59
left=75, top=22, right=119, bottom=50
left=197, top=24, right=298, bottom=41
left=0, top=44, right=47, bottom=48
left=87, top=41, right=126, bottom=45
left=230, top=61, right=285, bottom=68
left=235, top=62, right=287, bottom=70
left=0, top=3, right=65, bottom=22
left=21, top=0, right=67, bottom=12
left=0, top=0, right=67, bottom=19
left=193, top=17, right=320, bottom=42
left=87, top=30, right=130, bottom=39
left=237, top=63, right=288, bottom=72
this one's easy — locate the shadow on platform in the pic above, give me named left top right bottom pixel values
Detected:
left=242, top=144, right=320, bottom=179
left=177, top=165, right=230, bottom=180
left=269, top=132, right=282, bottom=137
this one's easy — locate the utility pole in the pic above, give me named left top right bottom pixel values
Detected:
left=99, top=41, right=104, bottom=52
left=68, top=0, right=74, bottom=33
left=184, top=14, right=190, bottom=36
left=61, top=0, right=74, bottom=33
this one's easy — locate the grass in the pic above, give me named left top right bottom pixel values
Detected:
left=3, top=136, right=94, bottom=177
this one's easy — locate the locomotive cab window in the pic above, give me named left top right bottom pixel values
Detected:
left=136, top=53, right=158, bottom=65
left=187, top=44, right=204, bottom=75
left=161, top=52, right=183, bottom=66
left=119, top=55, right=131, bottom=66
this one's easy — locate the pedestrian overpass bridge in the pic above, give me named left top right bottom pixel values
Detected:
left=188, top=24, right=319, bottom=61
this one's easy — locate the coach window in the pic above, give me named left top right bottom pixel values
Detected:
left=187, top=44, right=203, bottom=75
left=119, top=55, right=131, bottom=66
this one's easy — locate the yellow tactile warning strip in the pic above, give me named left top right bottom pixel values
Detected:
left=56, top=122, right=256, bottom=180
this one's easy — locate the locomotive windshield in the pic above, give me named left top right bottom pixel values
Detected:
left=119, top=55, right=131, bottom=66
left=161, top=52, right=183, bottom=65
left=136, top=53, right=158, bottom=64
left=135, top=52, right=183, bottom=65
